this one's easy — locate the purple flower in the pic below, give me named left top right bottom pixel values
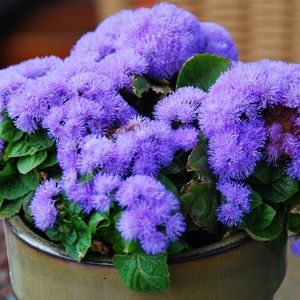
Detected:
left=0, top=140, right=5, bottom=155
left=77, top=135, right=114, bottom=175
left=54, top=56, right=101, bottom=80
left=107, top=119, right=176, bottom=177
left=291, top=237, right=300, bottom=256
left=216, top=181, right=251, bottom=227
left=259, top=60, right=300, bottom=109
left=200, top=62, right=284, bottom=138
left=216, top=202, right=243, bottom=227
left=7, top=75, right=72, bottom=133
left=96, top=49, right=149, bottom=90
left=173, top=125, right=199, bottom=152
left=44, top=98, right=107, bottom=140
left=70, top=31, right=115, bottom=62
left=154, top=87, right=206, bottom=126
left=115, top=3, right=203, bottom=79
left=56, top=138, right=79, bottom=171
left=69, top=72, right=115, bottom=100
left=140, top=230, right=169, bottom=255
left=216, top=181, right=252, bottom=226
left=96, top=9, right=136, bottom=40
left=207, top=120, right=266, bottom=179
left=287, top=156, right=300, bottom=180
left=30, top=179, right=60, bottom=231
left=71, top=9, right=139, bottom=62
left=200, top=22, right=238, bottom=61
left=90, top=173, right=121, bottom=212
left=217, top=181, right=251, bottom=214
left=42, top=105, right=67, bottom=139
left=265, top=106, right=300, bottom=169
left=0, top=70, right=26, bottom=114
left=116, top=175, right=185, bottom=254
left=108, top=129, right=138, bottom=176
left=7, top=80, right=45, bottom=133
left=283, top=66, right=300, bottom=108
left=37, top=72, right=73, bottom=107
left=117, top=209, right=141, bottom=241
left=199, top=61, right=300, bottom=180
left=132, top=120, right=176, bottom=176
left=61, top=169, right=92, bottom=212
left=116, top=175, right=173, bottom=209
left=104, top=93, right=136, bottom=127
left=8, top=56, right=62, bottom=79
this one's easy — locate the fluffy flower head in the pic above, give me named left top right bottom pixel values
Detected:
left=116, top=175, right=185, bottom=254
left=30, top=180, right=61, bottom=231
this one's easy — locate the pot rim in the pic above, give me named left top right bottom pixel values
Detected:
left=4, top=216, right=251, bottom=266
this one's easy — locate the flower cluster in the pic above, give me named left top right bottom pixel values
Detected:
left=2, top=2, right=300, bottom=293
left=72, top=3, right=238, bottom=80
left=116, top=176, right=185, bottom=254
left=200, top=61, right=300, bottom=225
left=0, top=3, right=239, bottom=255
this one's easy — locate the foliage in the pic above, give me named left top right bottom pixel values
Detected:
left=0, top=2, right=298, bottom=292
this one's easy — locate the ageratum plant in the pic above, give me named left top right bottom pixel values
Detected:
left=0, top=2, right=299, bottom=292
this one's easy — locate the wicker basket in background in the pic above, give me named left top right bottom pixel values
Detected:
left=95, top=0, right=300, bottom=63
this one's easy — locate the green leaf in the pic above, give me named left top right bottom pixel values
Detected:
left=253, top=162, right=273, bottom=184
left=161, top=151, right=187, bottom=175
left=253, top=161, right=285, bottom=184
left=0, top=162, right=17, bottom=179
left=88, top=212, right=111, bottom=235
left=17, top=151, right=47, bottom=174
left=183, top=183, right=219, bottom=232
left=44, top=164, right=62, bottom=181
left=240, top=211, right=284, bottom=241
left=250, top=191, right=263, bottom=209
left=65, top=229, right=78, bottom=245
left=157, top=174, right=179, bottom=198
left=187, top=135, right=211, bottom=176
left=78, top=173, right=94, bottom=184
left=66, top=202, right=82, bottom=216
left=20, top=170, right=39, bottom=190
left=22, top=191, right=34, bottom=224
left=0, top=115, right=23, bottom=142
left=108, top=227, right=142, bottom=254
left=45, top=227, right=62, bottom=242
left=167, top=240, right=186, bottom=255
left=260, top=175, right=298, bottom=203
left=132, top=76, right=172, bottom=98
left=267, top=229, right=288, bottom=251
left=288, top=214, right=300, bottom=233
left=64, top=216, right=91, bottom=261
left=243, top=204, right=276, bottom=230
left=0, top=176, right=31, bottom=200
left=8, top=130, right=54, bottom=158
left=113, top=254, right=170, bottom=292
left=176, top=54, right=231, bottom=91
left=39, top=150, right=57, bottom=168
left=0, top=192, right=32, bottom=218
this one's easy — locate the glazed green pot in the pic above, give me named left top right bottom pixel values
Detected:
left=4, top=216, right=286, bottom=300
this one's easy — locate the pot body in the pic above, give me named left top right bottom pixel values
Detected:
left=4, top=217, right=286, bottom=300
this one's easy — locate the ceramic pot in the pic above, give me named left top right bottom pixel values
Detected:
left=4, top=216, right=286, bottom=300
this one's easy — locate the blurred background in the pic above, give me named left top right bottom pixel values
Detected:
left=0, top=0, right=299, bottom=299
